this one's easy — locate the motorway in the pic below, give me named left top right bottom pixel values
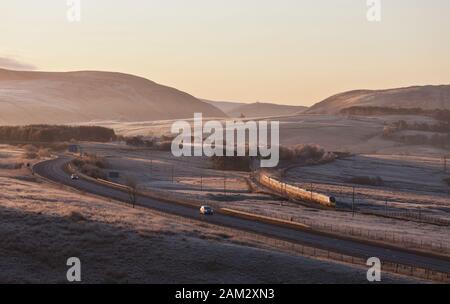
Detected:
left=34, top=156, right=450, bottom=274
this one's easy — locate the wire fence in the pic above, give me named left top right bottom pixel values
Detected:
left=231, top=227, right=450, bottom=283
left=94, top=190, right=450, bottom=283
left=330, top=188, right=449, bottom=226
left=50, top=163, right=450, bottom=283
left=98, top=175, right=450, bottom=282
left=104, top=167, right=450, bottom=256
left=229, top=207, right=450, bottom=255
left=255, top=169, right=450, bottom=226
left=360, top=209, right=450, bottom=226
left=150, top=209, right=450, bottom=283
left=251, top=171, right=450, bottom=254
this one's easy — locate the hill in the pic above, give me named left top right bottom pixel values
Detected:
left=202, top=99, right=246, bottom=114
left=307, top=85, right=450, bottom=115
left=205, top=100, right=307, bottom=118
left=0, top=69, right=226, bottom=125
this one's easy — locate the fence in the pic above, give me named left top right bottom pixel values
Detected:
left=215, top=224, right=449, bottom=283
left=73, top=162, right=450, bottom=256
left=48, top=160, right=450, bottom=282
left=293, top=180, right=450, bottom=227
left=228, top=205, right=450, bottom=255
left=66, top=155, right=450, bottom=258
left=255, top=169, right=450, bottom=224
left=127, top=201, right=450, bottom=283
left=361, top=209, right=450, bottom=227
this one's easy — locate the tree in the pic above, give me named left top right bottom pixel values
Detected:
left=125, top=177, right=139, bottom=208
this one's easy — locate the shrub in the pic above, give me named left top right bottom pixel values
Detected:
left=71, top=153, right=108, bottom=179
left=156, top=141, right=172, bottom=151
left=23, top=144, right=38, bottom=153
left=0, top=163, right=24, bottom=170
left=210, top=156, right=251, bottom=171
left=38, top=148, right=51, bottom=158
left=66, top=211, right=87, bottom=222
left=288, top=144, right=337, bottom=165
left=72, top=158, right=85, bottom=168
left=347, top=176, right=384, bottom=186
left=46, top=142, right=69, bottom=152
left=84, top=154, right=108, bottom=169
left=24, top=152, right=38, bottom=159
left=294, top=144, right=325, bottom=161
left=14, top=163, right=24, bottom=169
left=444, top=177, right=450, bottom=186
left=126, top=136, right=145, bottom=146
left=80, top=164, right=107, bottom=179
left=279, top=146, right=295, bottom=161
left=0, top=125, right=116, bottom=143
left=161, top=134, right=175, bottom=141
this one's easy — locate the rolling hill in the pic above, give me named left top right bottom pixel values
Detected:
left=0, top=69, right=226, bottom=125
left=205, top=99, right=307, bottom=118
left=202, top=99, right=246, bottom=114
left=227, top=102, right=308, bottom=118
left=307, top=85, right=450, bottom=114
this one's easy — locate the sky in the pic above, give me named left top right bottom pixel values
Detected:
left=1, top=0, right=450, bottom=106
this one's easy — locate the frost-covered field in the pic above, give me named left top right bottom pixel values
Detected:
left=284, top=155, right=450, bottom=219
left=86, top=113, right=446, bottom=155
left=1, top=145, right=419, bottom=283
left=81, top=143, right=450, bottom=256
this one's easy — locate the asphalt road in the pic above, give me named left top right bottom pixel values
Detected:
left=34, top=156, right=450, bottom=274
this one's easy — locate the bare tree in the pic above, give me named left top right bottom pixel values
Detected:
left=125, top=177, right=139, bottom=208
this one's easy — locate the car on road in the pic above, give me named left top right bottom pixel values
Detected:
left=200, top=205, right=214, bottom=215
left=71, top=174, right=79, bottom=180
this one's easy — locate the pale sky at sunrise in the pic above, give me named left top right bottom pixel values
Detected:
left=1, top=0, right=450, bottom=106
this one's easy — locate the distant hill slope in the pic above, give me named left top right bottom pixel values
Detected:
left=202, top=99, right=246, bottom=114
left=0, top=69, right=226, bottom=125
left=307, top=85, right=450, bottom=114
left=228, top=102, right=308, bottom=118
left=205, top=99, right=307, bottom=118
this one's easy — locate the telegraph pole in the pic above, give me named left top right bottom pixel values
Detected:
left=224, top=176, right=226, bottom=196
left=352, top=187, right=355, bottom=217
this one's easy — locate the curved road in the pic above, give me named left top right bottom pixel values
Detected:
left=34, top=156, right=450, bottom=274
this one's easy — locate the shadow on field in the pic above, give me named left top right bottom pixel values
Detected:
left=0, top=204, right=418, bottom=284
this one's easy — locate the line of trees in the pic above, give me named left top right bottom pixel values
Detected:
left=387, top=133, right=450, bottom=148
left=0, top=125, right=116, bottom=143
left=210, top=144, right=338, bottom=171
left=386, top=120, right=450, bottom=133
left=340, top=106, right=450, bottom=122
left=125, top=136, right=173, bottom=151
left=382, top=120, right=450, bottom=148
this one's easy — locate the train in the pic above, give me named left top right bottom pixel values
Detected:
left=259, top=174, right=336, bottom=208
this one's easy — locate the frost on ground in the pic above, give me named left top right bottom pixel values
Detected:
left=0, top=146, right=418, bottom=283
left=88, top=114, right=448, bottom=155
left=81, top=143, right=450, bottom=255
left=284, top=154, right=450, bottom=218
